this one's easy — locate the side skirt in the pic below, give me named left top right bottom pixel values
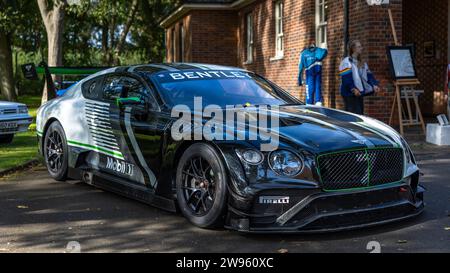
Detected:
left=68, top=167, right=177, bottom=212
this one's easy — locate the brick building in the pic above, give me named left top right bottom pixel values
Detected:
left=160, top=0, right=449, bottom=123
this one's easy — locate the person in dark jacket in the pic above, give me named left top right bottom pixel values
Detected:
left=339, top=40, right=380, bottom=115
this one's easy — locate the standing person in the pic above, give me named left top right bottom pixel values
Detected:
left=339, top=40, right=380, bottom=115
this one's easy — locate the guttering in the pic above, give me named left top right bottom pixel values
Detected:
left=160, top=0, right=256, bottom=28
left=343, top=0, right=350, bottom=56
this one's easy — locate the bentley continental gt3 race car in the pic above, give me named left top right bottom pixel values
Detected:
left=36, top=63, right=424, bottom=233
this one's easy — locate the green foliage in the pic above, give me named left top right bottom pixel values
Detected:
left=119, top=49, right=152, bottom=65
left=0, top=3, right=20, bottom=32
left=4, top=0, right=178, bottom=96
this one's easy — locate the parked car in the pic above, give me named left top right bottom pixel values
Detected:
left=36, top=63, right=424, bottom=233
left=0, top=101, right=33, bottom=144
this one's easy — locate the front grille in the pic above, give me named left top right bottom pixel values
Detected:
left=317, top=148, right=404, bottom=190
left=0, top=108, right=17, bottom=115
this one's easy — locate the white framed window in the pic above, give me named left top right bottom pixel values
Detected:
left=316, top=0, right=328, bottom=48
left=274, top=1, right=284, bottom=58
left=245, top=12, right=253, bottom=63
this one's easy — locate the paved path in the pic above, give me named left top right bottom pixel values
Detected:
left=0, top=146, right=449, bottom=253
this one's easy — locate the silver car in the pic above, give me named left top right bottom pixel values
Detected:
left=0, top=101, right=33, bottom=144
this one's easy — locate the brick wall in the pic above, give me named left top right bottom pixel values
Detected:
left=190, top=10, right=239, bottom=66
left=347, top=0, right=403, bottom=123
left=164, top=0, right=445, bottom=122
left=403, top=0, right=448, bottom=116
left=166, top=10, right=238, bottom=66
left=237, top=0, right=315, bottom=100
left=236, top=0, right=404, bottom=123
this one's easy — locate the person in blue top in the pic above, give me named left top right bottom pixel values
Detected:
left=298, top=42, right=328, bottom=106
left=339, top=40, right=380, bottom=115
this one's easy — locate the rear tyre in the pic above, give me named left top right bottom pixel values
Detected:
left=176, top=143, right=228, bottom=228
left=0, top=134, right=14, bottom=144
left=43, top=121, right=68, bottom=181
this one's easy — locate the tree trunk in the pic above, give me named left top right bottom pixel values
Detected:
left=0, top=31, right=17, bottom=101
left=113, top=0, right=139, bottom=66
left=37, top=0, right=66, bottom=104
left=47, top=7, right=64, bottom=68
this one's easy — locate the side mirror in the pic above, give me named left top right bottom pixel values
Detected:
left=117, top=97, right=149, bottom=121
left=116, top=97, right=143, bottom=106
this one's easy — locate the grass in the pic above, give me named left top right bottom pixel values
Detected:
left=0, top=95, right=41, bottom=172
left=0, top=131, right=39, bottom=170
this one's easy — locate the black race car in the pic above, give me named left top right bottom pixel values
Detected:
left=36, top=63, right=424, bottom=233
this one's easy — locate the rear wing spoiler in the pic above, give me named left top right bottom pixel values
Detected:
left=21, top=61, right=109, bottom=98
left=35, top=66, right=109, bottom=75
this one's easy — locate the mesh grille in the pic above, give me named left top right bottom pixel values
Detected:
left=317, top=148, right=404, bottom=190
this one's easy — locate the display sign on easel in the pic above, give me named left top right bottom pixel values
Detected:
left=386, top=9, right=426, bottom=136
left=386, top=46, right=417, bottom=80
left=366, top=0, right=389, bottom=5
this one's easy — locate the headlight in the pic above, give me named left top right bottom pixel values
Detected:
left=236, top=149, right=264, bottom=165
left=18, top=106, right=28, bottom=114
left=269, top=150, right=304, bottom=177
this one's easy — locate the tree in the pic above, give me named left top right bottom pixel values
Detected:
left=113, top=0, right=138, bottom=66
left=90, top=0, right=140, bottom=66
left=62, top=0, right=176, bottom=66
left=0, top=0, right=18, bottom=101
left=133, top=0, right=177, bottom=63
left=37, top=0, right=67, bottom=104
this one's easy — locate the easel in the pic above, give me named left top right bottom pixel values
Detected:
left=387, top=9, right=426, bottom=136
left=389, top=79, right=426, bottom=135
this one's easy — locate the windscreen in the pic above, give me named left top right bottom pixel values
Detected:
left=149, top=70, right=298, bottom=108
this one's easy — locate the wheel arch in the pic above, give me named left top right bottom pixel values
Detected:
left=171, top=140, right=231, bottom=191
left=40, top=117, right=61, bottom=156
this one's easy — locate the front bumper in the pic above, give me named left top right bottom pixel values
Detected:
left=0, top=116, right=33, bottom=135
left=225, top=183, right=425, bottom=233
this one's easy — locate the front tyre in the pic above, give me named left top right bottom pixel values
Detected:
left=43, top=121, right=68, bottom=181
left=176, top=143, right=228, bottom=228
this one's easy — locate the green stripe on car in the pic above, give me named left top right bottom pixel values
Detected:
left=67, top=140, right=124, bottom=159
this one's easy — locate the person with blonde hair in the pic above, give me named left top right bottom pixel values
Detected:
left=339, top=40, right=380, bottom=114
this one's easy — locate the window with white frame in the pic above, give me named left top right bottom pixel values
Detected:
left=245, top=13, right=253, bottom=63
left=274, top=1, right=284, bottom=58
left=316, top=0, right=328, bottom=48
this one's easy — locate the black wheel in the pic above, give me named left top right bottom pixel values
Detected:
left=43, top=121, right=68, bottom=181
left=176, top=143, right=228, bottom=228
left=0, top=134, right=14, bottom=144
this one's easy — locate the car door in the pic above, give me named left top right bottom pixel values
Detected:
left=100, top=73, right=163, bottom=190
